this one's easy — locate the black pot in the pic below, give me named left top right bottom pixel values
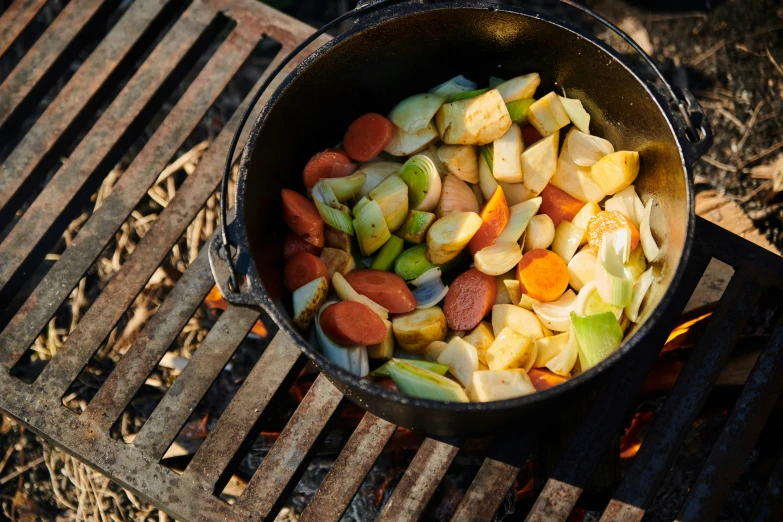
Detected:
left=209, top=0, right=712, bottom=436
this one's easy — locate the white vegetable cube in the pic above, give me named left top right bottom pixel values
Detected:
left=568, top=249, right=598, bottom=292
left=485, top=326, right=535, bottom=371
left=292, top=276, right=329, bottom=329
left=384, top=121, right=439, bottom=156
left=558, top=96, right=590, bottom=133
left=496, top=73, right=541, bottom=103
left=550, top=133, right=606, bottom=203
left=491, top=304, right=546, bottom=339
left=521, top=130, right=559, bottom=194
left=437, top=337, right=479, bottom=388
left=470, top=369, right=536, bottom=402
left=435, top=89, right=512, bottom=145
left=462, top=321, right=495, bottom=365
left=527, top=92, right=571, bottom=137
left=492, top=124, right=524, bottom=183
left=552, top=221, right=585, bottom=263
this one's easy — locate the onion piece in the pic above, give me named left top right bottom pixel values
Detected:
left=314, top=301, right=369, bottom=377
left=438, top=144, right=479, bottom=183
left=532, top=289, right=577, bottom=332
left=474, top=242, right=523, bottom=276
left=552, top=221, right=585, bottom=263
left=430, top=75, right=478, bottom=100
left=604, top=186, right=643, bottom=228
left=574, top=281, right=622, bottom=320
left=558, top=95, right=591, bottom=134
left=640, top=198, right=661, bottom=262
left=410, top=267, right=449, bottom=309
left=626, top=267, right=655, bottom=323
left=388, top=93, right=446, bottom=133
left=595, top=229, right=633, bottom=307
left=496, top=197, right=541, bottom=244
left=399, top=154, right=442, bottom=212
left=436, top=174, right=479, bottom=218
left=523, top=214, right=555, bottom=252
left=384, top=121, right=439, bottom=156
left=545, top=327, right=579, bottom=376
left=567, top=130, right=613, bottom=166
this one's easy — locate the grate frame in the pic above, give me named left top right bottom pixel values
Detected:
left=2, top=2, right=783, bottom=521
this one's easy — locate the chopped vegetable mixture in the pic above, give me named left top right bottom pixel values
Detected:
left=281, top=72, right=661, bottom=403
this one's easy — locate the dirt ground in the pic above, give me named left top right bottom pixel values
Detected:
left=1, top=0, right=782, bottom=521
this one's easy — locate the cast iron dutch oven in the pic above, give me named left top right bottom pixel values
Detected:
left=209, top=0, right=712, bottom=436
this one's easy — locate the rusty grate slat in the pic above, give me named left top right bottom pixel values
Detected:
left=299, top=412, right=397, bottom=522
left=184, top=333, right=302, bottom=490
left=0, top=0, right=48, bottom=57
left=132, top=303, right=261, bottom=460
left=0, top=1, right=215, bottom=302
left=0, top=0, right=166, bottom=204
left=377, top=437, right=461, bottom=521
left=237, top=374, right=344, bottom=519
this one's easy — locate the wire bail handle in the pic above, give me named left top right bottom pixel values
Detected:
left=216, top=0, right=705, bottom=294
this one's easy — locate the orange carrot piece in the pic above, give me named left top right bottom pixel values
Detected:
left=302, top=148, right=357, bottom=188
left=443, top=268, right=497, bottom=331
left=468, top=186, right=510, bottom=256
left=528, top=368, right=569, bottom=391
left=539, top=184, right=585, bottom=227
left=281, top=189, right=324, bottom=247
left=284, top=251, right=328, bottom=291
left=586, top=210, right=640, bottom=252
left=344, top=113, right=394, bottom=161
left=516, top=249, right=569, bottom=302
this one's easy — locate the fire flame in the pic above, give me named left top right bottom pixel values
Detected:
left=619, top=411, right=654, bottom=459
left=204, top=285, right=268, bottom=337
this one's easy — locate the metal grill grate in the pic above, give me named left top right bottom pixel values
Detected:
left=2, top=2, right=783, bottom=521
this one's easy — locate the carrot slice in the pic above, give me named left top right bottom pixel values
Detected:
left=520, top=124, right=543, bottom=146
left=586, top=210, right=640, bottom=252
left=539, top=184, right=585, bottom=227
left=284, top=251, right=328, bottom=291
left=281, top=189, right=324, bottom=247
left=516, top=249, right=569, bottom=302
left=302, top=148, right=358, bottom=188
left=468, top=186, right=510, bottom=256
left=443, top=268, right=496, bottom=331
left=320, top=301, right=388, bottom=346
left=284, top=231, right=323, bottom=259
left=528, top=368, right=569, bottom=391
left=344, top=113, right=395, bottom=162
left=343, top=270, right=416, bottom=313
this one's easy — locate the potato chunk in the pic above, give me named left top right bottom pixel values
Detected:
left=435, top=89, right=512, bottom=145
left=470, top=369, right=536, bottom=401
left=392, top=307, right=447, bottom=353
left=485, top=326, right=535, bottom=371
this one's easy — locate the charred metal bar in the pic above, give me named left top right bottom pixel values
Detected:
left=132, top=304, right=260, bottom=460
left=185, top=333, right=302, bottom=490
left=677, top=314, right=783, bottom=522
left=299, top=412, right=397, bottom=522
left=0, top=0, right=48, bottom=57
left=377, top=437, right=461, bottom=521
left=237, top=375, right=344, bottom=519
left=749, top=450, right=783, bottom=522
left=601, top=273, right=764, bottom=521
left=0, top=0, right=168, bottom=205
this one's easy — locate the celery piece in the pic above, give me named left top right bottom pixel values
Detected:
left=353, top=200, right=391, bottom=256
left=570, top=311, right=623, bottom=371
left=370, top=235, right=404, bottom=271
left=505, top=98, right=535, bottom=125
left=452, top=87, right=490, bottom=101
left=371, top=358, right=449, bottom=377
left=385, top=360, right=468, bottom=402
left=394, top=244, right=436, bottom=281
left=399, top=210, right=436, bottom=244
left=479, top=145, right=494, bottom=172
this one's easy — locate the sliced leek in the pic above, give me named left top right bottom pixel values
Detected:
left=399, top=209, right=436, bottom=244
left=574, top=281, right=622, bottom=320
left=452, top=87, right=490, bottom=101
left=640, top=198, right=660, bottom=262
left=571, top=311, right=623, bottom=371
left=370, top=235, right=404, bottom=271
left=625, top=267, right=655, bottom=322
left=399, top=155, right=441, bottom=212
left=356, top=161, right=401, bottom=199
left=321, top=172, right=367, bottom=201
left=315, top=199, right=354, bottom=236
left=369, top=174, right=408, bottom=232
left=595, top=228, right=633, bottom=307
left=353, top=199, right=391, bottom=256
left=495, top=197, right=542, bottom=244
left=505, top=98, right=535, bottom=125
left=371, top=358, right=448, bottom=377
left=389, top=93, right=447, bottom=133
left=474, top=242, right=523, bottom=276
left=385, top=360, right=468, bottom=402
left=552, top=221, right=585, bottom=263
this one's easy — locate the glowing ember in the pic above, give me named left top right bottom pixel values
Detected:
left=620, top=411, right=654, bottom=459
left=204, top=285, right=268, bottom=337
left=662, top=312, right=712, bottom=352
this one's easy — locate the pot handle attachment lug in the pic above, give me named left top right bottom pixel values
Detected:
left=208, top=219, right=262, bottom=307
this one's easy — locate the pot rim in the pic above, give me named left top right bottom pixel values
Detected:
left=234, top=1, right=695, bottom=414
